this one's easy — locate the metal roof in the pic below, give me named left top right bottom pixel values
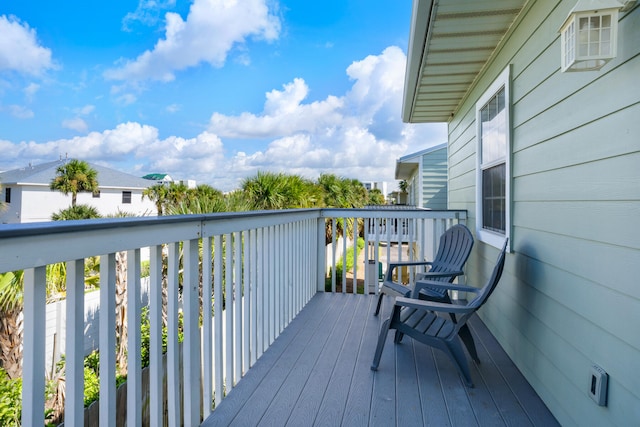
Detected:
left=402, top=0, right=527, bottom=123
left=0, top=160, right=153, bottom=189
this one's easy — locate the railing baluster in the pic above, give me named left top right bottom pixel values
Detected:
left=225, top=233, right=234, bottom=390
left=269, top=226, right=276, bottom=345
left=99, top=253, right=116, bottom=427
left=234, top=231, right=242, bottom=382
left=183, top=239, right=201, bottom=426
left=257, top=227, right=265, bottom=356
left=149, top=245, right=163, bottom=427
left=167, top=243, right=181, bottom=426
left=127, top=248, right=142, bottom=427
left=65, top=259, right=84, bottom=426
left=22, top=266, right=46, bottom=427
left=250, top=229, right=258, bottom=367
left=202, top=237, right=213, bottom=417
left=342, top=217, right=347, bottom=293
left=243, top=230, right=251, bottom=374
left=213, top=235, right=224, bottom=407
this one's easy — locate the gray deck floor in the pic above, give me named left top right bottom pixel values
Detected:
left=202, top=293, right=558, bottom=426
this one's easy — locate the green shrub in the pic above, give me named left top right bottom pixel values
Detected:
left=0, top=368, right=21, bottom=426
left=83, top=366, right=100, bottom=407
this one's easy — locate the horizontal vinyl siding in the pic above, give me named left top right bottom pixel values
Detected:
left=421, top=148, right=448, bottom=209
left=446, top=1, right=640, bottom=425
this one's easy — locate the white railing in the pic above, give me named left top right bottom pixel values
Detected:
left=0, top=207, right=465, bottom=426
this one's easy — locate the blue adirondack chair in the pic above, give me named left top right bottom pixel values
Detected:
left=374, top=224, right=474, bottom=316
left=371, top=239, right=508, bottom=388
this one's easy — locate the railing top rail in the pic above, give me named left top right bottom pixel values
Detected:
left=320, top=208, right=467, bottom=220
left=0, top=208, right=322, bottom=239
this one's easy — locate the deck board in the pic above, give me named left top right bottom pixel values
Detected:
left=202, top=293, right=559, bottom=427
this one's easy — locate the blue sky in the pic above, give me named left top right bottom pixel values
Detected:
left=0, top=0, right=445, bottom=191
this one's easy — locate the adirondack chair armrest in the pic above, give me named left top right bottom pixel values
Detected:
left=416, top=269, right=464, bottom=280
left=394, top=296, right=473, bottom=315
left=414, top=279, right=480, bottom=295
left=384, top=261, right=434, bottom=281
left=380, top=279, right=411, bottom=297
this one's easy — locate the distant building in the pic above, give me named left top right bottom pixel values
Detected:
left=142, top=173, right=173, bottom=184
left=362, top=181, right=388, bottom=200
left=0, top=160, right=157, bottom=223
left=394, top=143, right=447, bottom=209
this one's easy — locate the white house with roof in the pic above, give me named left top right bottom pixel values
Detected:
left=395, top=142, right=448, bottom=209
left=403, top=0, right=639, bottom=425
left=0, top=160, right=157, bottom=223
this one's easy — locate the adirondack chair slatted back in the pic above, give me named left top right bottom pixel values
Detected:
left=455, top=239, right=508, bottom=327
left=427, top=224, right=474, bottom=281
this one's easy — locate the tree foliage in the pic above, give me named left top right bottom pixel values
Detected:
left=51, top=204, right=101, bottom=220
left=49, top=159, right=99, bottom=207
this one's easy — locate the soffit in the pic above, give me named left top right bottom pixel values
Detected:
left=403, top=0, right=527, bottom=123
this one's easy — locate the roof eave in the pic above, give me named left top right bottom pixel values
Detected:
left=402, top=0, right=436, bottom=123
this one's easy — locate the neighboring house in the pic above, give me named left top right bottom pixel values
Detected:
left=395, top=142, right=448, bottom=209
left=403, top=1, right=639, bottom=425
left=0, top=160, right=157, bottom=223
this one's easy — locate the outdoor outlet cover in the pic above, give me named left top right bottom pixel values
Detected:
left=589, top=364, right=608, bottom=406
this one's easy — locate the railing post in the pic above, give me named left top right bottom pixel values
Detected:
left=22, top=266, right=46, bottom=427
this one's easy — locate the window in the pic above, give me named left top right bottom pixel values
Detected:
left=93, top=190, right=101, bottom=198
left=476, top=66, right=511, bottom=249
left=5, top=188, right=10, bottom=204
left=122, top=191, right=132, bottom=204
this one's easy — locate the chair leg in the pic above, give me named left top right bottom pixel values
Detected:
left=458, top=324, right=479, bottom=364
left=371, top=317, right=392, bottom=370
left=374, top=292, right=384, bottom=316
left=446, top=339, right=474, bottom=387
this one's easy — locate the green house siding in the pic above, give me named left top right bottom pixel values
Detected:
left=447, top=1, right=640, bottom=425
left=421, top=149, right=448, bottom=210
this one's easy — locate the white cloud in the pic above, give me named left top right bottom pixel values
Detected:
left=76, top=104, right=95, bottom=115
left=209, top=78, right=344, bottom=138
left=166, top=103, right=181, bottom=113
left=207, top=46, right=446, bottom=187
left=122, top=0, right=177, bottom=31
left=62, top=117, right=88, bottom=133
left=105, top=0, right=281, bottom=83
left=7, top=104, right=34, bottom=119
left=0, top=46, right=446, bottom=192
left=24, top=82, right=40, bottom=99
left=117, top=93, right=137, bottom=105
left=0, top=15, right=53, bottom=75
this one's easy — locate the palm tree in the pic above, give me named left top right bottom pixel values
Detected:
left=242, top=171, right=288, bottom=210
left=143, top=183, right=170, bottom=216
left=0, top=270, right=24, bottom=379
left=49, top=159, right=99, bottom=207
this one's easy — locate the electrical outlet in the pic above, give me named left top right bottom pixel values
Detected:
left=589, top=365, right=608, bottom=406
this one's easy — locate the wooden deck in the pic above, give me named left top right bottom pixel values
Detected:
left=202, top=293, right=558, bottom=426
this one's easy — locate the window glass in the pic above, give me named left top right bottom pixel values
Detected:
left=476, top=66, right=510, bottom=248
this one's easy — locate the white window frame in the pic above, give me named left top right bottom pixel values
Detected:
left=475, top=66, right=511, bottom=250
